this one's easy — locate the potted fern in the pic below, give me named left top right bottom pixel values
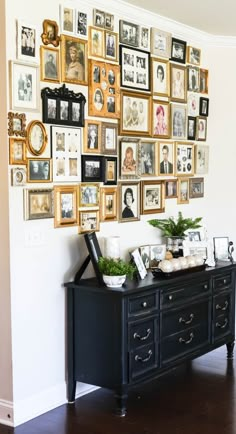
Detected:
left=98, top=256, right=136, bottom=288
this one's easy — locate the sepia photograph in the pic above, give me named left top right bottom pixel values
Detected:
left=11, top=167, right=27, bottom=186
left=120, top=139, right=139, bottom=178
left=141, top=181, right=164, bottom=214
left=171, top=103, right=187, bottom=140
left=140, top=26, right=150, bottom=51
left=51, top=125, right=81, bottom=182
left=84, top=120, right=101, bottom=153
left=139, top=141, right=156, bottom=176
left=170, top=64, right=186, bottom=102
left=104, top=157, right=117, bottom=185
left=89, top=27, right=104, bottom=58
left=177, top=178, right=189, bottom=204
left=189, top=177, right=204, bottom=199
left=61, top=35, right=88, bottom=85
left=101, top=122, right=118, bottom=154
left=54, top=185, right=77, bottom=227
left=119, top=20, right=140, bottom=47
left=200, top=68, right=209, bottom=94
left=165, top=180, right=177, bottom=199
left=120, top=91, right=151, bottom=136
left=79, top=210, right=100, bottom=233
left=40, top=46, right=60, bottom=82
left=24, top=188, right=54, bottom=220
left=100, top=187, right=117, bottom=222
left=9, top=138, right=26, bottom=165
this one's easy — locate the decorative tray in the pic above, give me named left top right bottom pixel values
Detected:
left=151, top=264, right=206, bottom=279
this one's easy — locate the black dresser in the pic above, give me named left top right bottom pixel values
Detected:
left=66, top=262, right=236, bottom=416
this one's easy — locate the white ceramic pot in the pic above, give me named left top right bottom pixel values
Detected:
left=103, top=274, right=126, bottom=288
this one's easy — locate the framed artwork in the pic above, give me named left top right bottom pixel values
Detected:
left=17, top=20, right=38, bottom=62
left=152, top=100, right=170, bottom=138
left=188, top=231, right=201, bottom=241
left=93, top=9, right=105, bottom=28
left=41, top=19, right=60, bottom=47
left=8, top=112, right=26, bottom=137
left=171, top=103, right=187, bottom=140
left=165, top=180, right=177, bottom=199
left=120, top=45, right=150, bottom=91
left=150, top=244, right=166, bottom=267
left=187, top=46, right=201, bottom=65
left=24, top=188, right=54, bottom=220
left=75, top=11, right=88, bottom=37
left=120, top=91, right=151, bottom=136
left=26, top=120, right=47, bottom=156
left=54, top=185, right=77, bottom=228
left=60, top=35, right=88, bottom=85
left=130, top=248, right=147, bottom=279
left=187, top=116, right=196, bottom=140
left=105, top=13, right=114, bottom=31
left=141, top=180, right=164, bottom=215
left=158, top=141, right=174, bottom=176
left=9, top=138, right=26, bottom=165
left=140, top=26, right=150, bottom=51
left=119, top=181, right=140, bottom=223
left=195, top=144, right=209, bottom=175
left=89, top=27, right=104, bottom=58
left=10, top=61, right=39, bottom=112
left=213, top=237, right=230, bottom=262
left=84, top=120, right=101, bottom=153
left=100, top=187, right=118, bottom=222
left=170, top=64, right=187, bottom=103
left=139, top=245, right=150, bottom=269
left=88, top=59, right=120, bottom=119
left=171, top=38, right=186, bottom=64
left=81, top=232, right=103, bottom=284
left=119, top=20, right=140, bottom=47
left=189, top=177, right=204, bottom=199
left=187, top=66, right=200, bottom=92
left=101, top=122, right=118, bottom=155
left=60, top=5, right=75, bottom=34
left=200, top=69, right=209, bottom=94
left=150, top=28, right=171, bottom=58
left=78, top=183, right=100, bottom=207
left=196, top=116, right=207, bottom=141
left=40, top=46, right=60, bottom=82
left=78, top=210, right=100, bottom=234
left=183, top=240, right=208, bottom=259
left=120, top=138, right=139, bottom=178
left=105, top=31, right=118, bottom=62
left=51, top=125, right=81, bottom=182
left=188, top=93, right=199, bottom=116
left=82, top=155, right=103, bottom=182
left=199, top=97, right=209, bottom=117
left=152, top=58, right=169, bottom=97
left=139, top=141, right=157, bottom=176
left=27, top=158, right=52, bottom=183
left=175, top=142, right=194, bottom=176
left=103, top=156, right=117, bottom=185
left=177, top=178, right=189, bottom=204
left=11, top=167, right=27, bottom=186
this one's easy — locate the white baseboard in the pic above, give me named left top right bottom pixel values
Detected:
left=0, top=399, right=14, bottom=427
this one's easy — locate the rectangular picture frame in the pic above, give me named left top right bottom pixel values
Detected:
left=165, top=180, right=177, bottom=199
left=103, top=156, right=117, bottom=185
left=152, top=57, right=170, bottom=97
left=54, top=185, right=78, bottom=228
left=152, top=100, right=170, bottom=139
left=171, top=37, right=186, bottom=64
left=82, top=155, right=103, bottom=182
left=187, top=46, right=201, bottom=65
left=119, top=20, right=140, bottom=47
left=177, top=177, right=189, bottom=204
left=120, top=137, right=139, bottom=178
left=189, top=177, right=204, bottom=199
left=141, top=180, right=164, bottom=215
left=78, top=182, right=100, bottom=207
left=175, top=142, right=194, bottom=177
left=60, top=34, right=88, bottom=85
left=170, top=63, right=187, bottom=103
left=27, top=158, right=52, bottom=183
left=195, top=144, right=209, bottom=175
left=51, top=125, right=81, bottom=182
left=24, top=188, right=54, bottom=220
left=40, top=46, right=60, bottom=83
left=196, top=116, right=207, bottom=141
left=100, top=186, right=118, bottom=222
left=151, top=28, right=171, bottom=58
left=83, top=120, right=101, bottom=153
left=17, top=20, right=38, bottom=63
left=138, top=140, right=157, bottom=176
left=213, top=237, right=230, bottom=262
left=158, top=141, right=174, bottom=176
left=119, top=181, right=140, bottom=223
left=101, top=122, right=118, bottom=155
left=120, top=91, right=151, bottom=136
left=120, top=45, right=150, bottom=91
left=187, top=116, right=196, bottom=140
left=9, top=137, right=26, bottom=165
left=105, top=31, right=118, bottom=62
left=78, top=209, right=100, bottom=234
left=10, top=60, right=39, bottom=111
left=171, top=103, right=187, bottom=140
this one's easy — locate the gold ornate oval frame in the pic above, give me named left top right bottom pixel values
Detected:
left=41, top=19, right=60, bottom=47
left=26, top=120, right=48, bottom=156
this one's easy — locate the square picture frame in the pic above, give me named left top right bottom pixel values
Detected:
left=27, top=158, right=52, bottom=183
left=9, top=137, right=26, bottom=165
left=120, top=91, right=151, bottom=136
left=105, top=31, right=118, bottom=62
left=151, top=28, right=171, bottom=58
left=75, top=11, right=88, bottom=37
left=196, top=116, right=207, bottom=141
left=10, top=60, right=39, bottom=111
left=165, top=180, right=177, bottom=199
left=199, top=97, right=209, bottom=117
left=189, top=177, right=204, bottom=199
left=8, top=112, right=26, bottom=137
left=51, top=125, right=81, bottom=182
left=177, top=178, right=189, bottom=204
left=78, top=210, right=100, bottom=234
left=40, top=46, right=60, bottom=83
left=139, top=140, right=157, bottom=176
left=195, top=144, right=209, bottom=175
left=187, top=116, right=196, bottom=140
left=171, top=38, right=186, bottom=64
left=120, top=138, right=139, bottom=178
left=200, top=68, right=209, bottom=94
left=119, top=20, right=140, bottom=47
left=83, top=120, right=101, bottom=154
left=11, top=167, right=27, bottom=186
left=175, top=142, right=194, bottom=176
left=82, top=155, right=103, bottom=182
left=171, top=103, right=187, bottom=140
left=101, top=122, right=118, bottom=155
left=119, top=181, right=140, bottom=223
left=24, top=188, right=54, bottom=220
left=152, top=100, right=170, bottom=138
left=187, top=66, right=200, bottom=92
left=104, top=156, right=117, bottom=185
left=17, top=20, right=38, bottom=63
left=100, top=186, right=118, bottom=222
left=78, top=182, right=100, bottom=207
left=152, top=58, right=169, bottom=97
left=120, top=45, right=150, bottom=91
left=54, top=185, right=78, bottom=228
left=158, top=141, right=174, bottom=176
left=89, top=26, right=105, bottom=59
left=170, top=64, right=187, bottom=103
left=141, top=180, right=164, bottom=215
left=60, top=34, right=88, bottom=85
left=187, top=46, right=201, bottom=65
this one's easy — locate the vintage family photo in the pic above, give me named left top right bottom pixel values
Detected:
left=119, top=182, right=140, bottom=222
left=28, top=159, right=52, bottom=182
left=195, top=144, right=209, bottom=174
left=100, top=187, right=117, bottom=222
left=170, top=64, right=186, bottom=102
left=51, top=126, right=81, bottom=182
left=187, top=66, right=200, bottom=92
left=175, top=143, right=194, bottom=176
left=104, top=157, right=117, bottom=184
left=121, top=92, right=150, bottom=135
left=17, top=20, right=37, bottom=61
left=9, top=138, right=26, bottom=165
left=40, top=47, right=60, bottom=82
left=159, top=142, right=174, bottom=175
left=165, top=180, right=177, bottom=199
left=141, top=181, right=164, bottom=214
left=76, top=11, right=87, bottom=36
left=79, top=210, right=99, bottom=233
left=152, top=58, right=169, bottom=96
left=187, top=46, right=201, bottom=65
left=24, top=189, right=54, bottom=220
left=171, top=38, right=186, bottom=63
left=101, top=122, right=117, bottom=154
left=119, top=20, right=139, bottom=47
left=189, top=177, right=204, bottom=199
left=61, top=35, right=87, bottom=85
left=120, top=139, right=138, bottom=177
left=11, top=61, right=39, bottom=111
left=84, top=121, right=101, bottom=153
left=153, top=101, right=170, bottom=138
left=178, top=178, right=189, bottom=204
left=151, top=28, right=171, bottom=58
left=139, top=141, right=156, bottom=176
left=120, top=45, right=150, bottom=91
left=79, top=183, right=99, bottom=207
left=82, top=155, right=103, bottom=182
left=171, top=104, right=187, bottom=139
left=187, top=116, right=196, bottom=140
left=196, top=117, right=207, bottom=141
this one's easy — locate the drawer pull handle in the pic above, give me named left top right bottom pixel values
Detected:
left=216, top=301, right=229, bottom=311
left=135, top=350, right=152, bottom=363
left=179, top=313, right=194, bottom=325
left=179, top=332, right=194, bottom=345
left=204, top=284, right=208, bottom=290
left=216, top=318, right=228, bottom=329
left=141, top=301, right=147, bottom=308
left=168, top=295, right=173, bottom=301
left=223, top=279, right=227, bottom=284
left=133, top=328, right=151, bottom=341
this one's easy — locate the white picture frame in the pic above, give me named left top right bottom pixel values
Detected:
left=10, top=60, right=39, bottom=111
left=17, top=20, right=39, bottom=63
left=131, top=248, right=147, bottom=279
left=60, top=4, right=75, bottom=34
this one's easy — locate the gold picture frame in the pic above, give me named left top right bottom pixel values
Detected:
left=120, top=91, right=151, bottom=137
left=54, top=185, right=77, bottom=228
left=26, top=120, right=48, bottom=156
left=152, top=100, right=170, bottom=139
left=152, top=57, right=170, bottom=97
left=187, top=46, right=201, bottom=66
left=105, top=31, right=118, bottom=62
left=78, top=183, right=100, bottom=207
left=177, top=178, right=189, bottom=204
left=40, top=46, right=60, bottom=83
left=141, top=180, right=164, bottom=215
left=78, top=209, right=100, bottom=233
left=27, top=158, right=52, bottom=183
left=83, top=120, right=101, bottom=153
left=118, top=181, right=140, bottom=223
left=100, top=187, right=118, bottom=222
left=8, top=112, right=26, bottom=137
left=9, top=137, right=26, bottom=165
left=61, top=34, right=88, bottom=86
left=41, top=19, right=60, bottom=47
left=89, top=26, right=105, bottom=58
left=170, top=63, right=187, bottom=103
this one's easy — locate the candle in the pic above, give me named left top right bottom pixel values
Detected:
left=104, top=236, right=120, bottom=259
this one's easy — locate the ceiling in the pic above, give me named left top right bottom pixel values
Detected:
left=124, top=0, right=236, bottom=36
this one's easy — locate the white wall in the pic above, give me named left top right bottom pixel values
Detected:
left=2, top=0, right=236, bottom=427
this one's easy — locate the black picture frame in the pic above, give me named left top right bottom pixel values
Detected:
left=82, top=155, right=104, bottom=182
left=120, top=45, right=150, bottom=92
left=84, top=232, right=103, bottom=282
left=171, top=38, right=186, bottom=64
left=41, top=84, right=86, bottom=127
left=199, top=97, right=209, bottom=117
left=187, top=116, right=196, bottom=140
left=103, top=156, right=117, bottom=185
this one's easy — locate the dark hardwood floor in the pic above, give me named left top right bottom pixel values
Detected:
left=1, top=345, right=236, bottom=434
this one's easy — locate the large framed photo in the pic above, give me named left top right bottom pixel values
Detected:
left=152, top=100, right=170, bottom=138
left=105, top=31, right=118, bottom=62
left=26, top=120, right=47, bottom=156
left=120, top=91, right=151, bottom=136
left=89, top=27, right=104, bottom=58
left=60, top=35, right=88, bottom=85
left=120, top=45, right=150, bottom=91
left=78, top=183, right=100, bottom=207
left=78, top=210, right=100, bottom=234
left=17, top=20, right=38, bottom=62
left=40, top=46, right=60, bottom=83
left=165, top=180, right=177, bottom=199
left=10, top=61, right=39, bottom=111
left=119, top=20, right=139, bottom=47
left=200, top=68, right=209, bottom=94
left=104, top=156, right=117, bottom=185
left=189, top=177, right=204, bottom=199
left=187, top=116, right=196, bottom=140
left=175, top=142, right=194, bottom=176
left=151, top=28, right=171, bottom=58
left=101, top=122, right=118, bottom=155
left=82, top=155, right=103, bottom=182
left=158, top=141, right=174, bottom=176
left=199, top=97, right=209, bottom=117
left=8, top=112, right=26, bottom=137
left=187, top=66, right=200, bottom=92
left=152, top=58, right=169, bottom=97
left=60, top=5, right=75, bottom=34
left=54, top=185, right=77, bottom=228
left=177, top=178, right=189, bottom=204
left=195, top=144, right=209, bottom=175
left=139, top=141, right=157, bottom=176
left=27, top=158, right=52, bottom=183
left=51, top=125, right=81, bottom=182
left=84, top=120, right=101, bottom=154
left=170, top=64, right=187, bottom=103
left=171, top=103, right=187, bottom=140
left=119, top=182, right=140, bottom=222
left=196, top=116, right=207, bottom=141
left=187, top=46, right=201, bottom=65
left=24, top=188, right=54, bottom=220
left=120, top=138, right=139, bottom=178
left=100, top=187, right=118, bottom=222
left=171, top=38, right=186, bottom=64
left=9, top=138, right=26, bottom=165
left=141, top=180, right=164, bottom=215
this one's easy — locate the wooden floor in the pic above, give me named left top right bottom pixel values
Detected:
left=1, top=345, right=236, bottom=434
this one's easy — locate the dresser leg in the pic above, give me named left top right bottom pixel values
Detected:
left=68, top=381, right=76, bottom=403
left=226, top=341, right=235, bottom=359
left=114, top=390, right=128, bottom=417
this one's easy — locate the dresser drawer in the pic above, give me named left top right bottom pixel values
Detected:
left=161, top=280, right=210, bottom=308
left=213, top=273, right=232, bottom=292
left=129, top=317, right=157, bottom=350
left=214, top=292, right=232, bottom=318
left=213, top=313, right=231, bottom=341
left=128, top=292, right=158, bottom=317
left=129, top=343, right=158, bottom=381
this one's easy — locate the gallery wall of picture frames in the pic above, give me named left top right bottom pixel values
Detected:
left=8, top=4, right=210, bottom=233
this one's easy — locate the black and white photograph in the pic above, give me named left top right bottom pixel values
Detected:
left=187, top=66, right=200, bottom=92
left=150, top=244, right=166, bottom=267
left=151, top=28, right=171, bottom=58
left=152, top=58, right=169, bottom=97
left=54, top=185, right=77, bottom=227
left=139, top=245, right=150, bottom=269
left=175, top=142, right=194, bottom=176
left=141, top=181, right=164, bottom=214
left=10, top=61, right=39, bottom=111
left=105, top=31, right=118, bottom=62
left=24, top=189, right=54, bottom=220
left=79, top=210, right=99, bottom=233
left=84, top=121, right=101, bottom=153
left=17, top=20, right=37, bottom=62
left=60, top=6, right=74, bottom=34
left=200, top=68, right=208, bottom=94
left=119, top=20, right=140, bottom=47
left=119, top=182, right=140, bottom=222
left=61, top=193, right=73, bottom=218
left=187, top=116, right=196, bottom=140
left=101, top=122, right=117, bottom=154
left=139, top=141, right=156, bottom=176
left=120, top=139, right=138, bottom=178
left=213, top=237, right=230, bottom=262
left=11, top=167, right=27, bottom=186
left=40, top=47, right=59, bottom=82
left=9, top=138, right=26, bottom=165
left=187, top=46, right=201, bottom=65
left=171, top=38, right=186, bottom=64
left=51, top=126, right=81, bottom=182
left=93, top=9, right=105, bottom=28
left=72, top=102, right=80, bottom=122
left=195, top=144, right=209, bottom=175
left=199, top=97, right=209, bottom=117
left=171, top=104, right=187, bottom=140
left=60, top=100, right=69, bottom=120
left=82, top=155, right=103, bottom=182
left=120, top=45, right=150, bottom=91
left=158, top=142, right=174, bottom=175
left=165, top=180, right=177, bottom=199
left=170, top=64, right=186, bottom=102
left=121, top=91, right=151, bottom=136
left=188, top=231, right=201, bottom=241
left=76, top=11, right=87, bottom=36
left=189, top=177, right=204, bottom=198
left=107, top=96, right=115, bottom=113
left=140, top=26, right=150, bottom=51
left=93, top=65, right=100, bottom=83
left=79, top=183, right=100, bottom=207
left=130, top=248, right=147, bottom=279
left=177, top=178, right=189, bottom=204
left=27, top=159, right=52, bottom=182
left=104, top=157, right=117, bottom=185
left=93, top=88, right=104, bottom=112
left=196, top=116, right=207, bottom=141
left=105, top=13, right=114, bottom=31
left=188, top=92, right=199, bottom=116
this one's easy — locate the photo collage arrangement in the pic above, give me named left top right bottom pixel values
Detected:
left=8, top=5, right=209, bottom=232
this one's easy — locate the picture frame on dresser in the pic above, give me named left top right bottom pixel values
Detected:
left=130, top=248, right=147, bottom=279
left=120, top=45, right=150, bottom=91
left=213, top=237, right=230, bottom=262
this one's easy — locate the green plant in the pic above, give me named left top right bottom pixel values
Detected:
left=148, top=212, right=202, bottom=237
left=98, top=256, right=136, bottom=279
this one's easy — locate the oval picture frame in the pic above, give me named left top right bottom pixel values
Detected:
left=27, top=120, right=48, bottom=156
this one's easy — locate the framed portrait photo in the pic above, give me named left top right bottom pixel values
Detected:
left=177, top=178, right=189, bottom=204
left=11, top=167, right=27, bottom=186
left=9, top=138, right=26, bottom=165
left=152, top=58, right=169, bottom=97
left=84, top=120, right=101, bottom=154
left=120, top=91, right=151, bottom=137
left=120, top=138, right=139, bottom=178
left=27, top=158, right=52, bottom=183
left=187, top=46, right=201, bottom=65
left=78, top=183, right=100, bottom=207
left=24, top=188, right=54, bottom=220
left=8, top=112, right=26, bottom=137
left=140, top=26, right=150, bottom=51
left=120, top=45, right=150, bottom=92
left=105, top=13, right=114, bottom=31
left=60, top=5, right=75, bottom=34
left=151, top=28, right=171, bottom=58
left=61, top=35, right=88, bottom=85
left=188, top=92, right=199, bottom=116
left=82, top=155, right=103, bottom=182
left=89, top=27, right=105, bottom=59
left=10, top=61, right=39, bottom=112
left=150, top=244, right=166, bottom=267
left=187, top=116, right=196, bottom=140
left=189, top=177, right=204, bottom=199
left=26, top=120, right=47, bottom=156
left=40, top=46, right=60, bottom=83
left=141, top=180, right=164, bottom=215
left=75, top=11, right=88, bottom=37
left=199, top=97, right=209, bottom=117
left=101, top=122, right=118, bottom=155
left=41, top=19, right=60, bottom=47
left=196, top=116, right=207, bottom=141
left=171, top=38, right=186, bottom=64
left=78, top=210, right=100, bottom=234
left=54, top=185, right=77, bottom=228
left=165, top=180, right=177, bottom=199
left=171, top=103, right=187, bottom=140
left=17, top=20, right=38, bottom=62
left=119, top=181, right=140, bottom=223
left=104, top=156, right=117, bottom=185
left=200, top=69, right=209, bottom=94
left=119, top=20, right=140, bottom=47
left=139, top=245, right=150, bottom=269
left=213, top=237, right=230, bottom=262
left=130, top=248, right=147, bottom=279
left=152, top=100, right=170, bottom=139
left=93, top=9, right=105, bottom=28
left=158, top=141, right=174, bottom=176
left=139, top=141, right=157, bottom=176
left=170, top=64, right=187, bottom=103
left=195, top=144, right=209, bottom=175
left=175, top=142, right=194, bottom=177
left=187, top=66, right=200, bottom=92
left=100, top=187, right=118, bottom=222
left=105, top=31, right=118, bottom=62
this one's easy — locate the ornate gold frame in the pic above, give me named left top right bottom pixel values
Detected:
left=54, top=185, right=78, bottom=228
left=26, top=120, right=48, bottom=156
left=41, top=19, right=60, bottom=47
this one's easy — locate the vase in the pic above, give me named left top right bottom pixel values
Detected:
left=165, top=236, right=184, bottom=258
left=102, top=274, right=126, bottom=288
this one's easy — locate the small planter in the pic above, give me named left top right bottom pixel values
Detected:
left=103, top=274, right=126, bottom=288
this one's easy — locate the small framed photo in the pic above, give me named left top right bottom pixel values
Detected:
left=196, top=116, right=207, bottom=141
left=140, top=26, right=150, bottom=51
left=105, top=13, right=114, bottom=31
left=183, top=240, right=207, bottom=259
left=139, top=245, right=150, bottom=269
left=152, top=58, right=169, bottom=97
left=11, top=167, right=27, bottom=186
left=158, top=141, right=174, bottom=175
left=40, top=46, right=60, bottom=82
left=120, top=138, right=139, bottom=178
left=82, top=155, right=103, bottom=182
left=150, top=244, right=166, bottom=267
left=105, top=31, right=118, bottom=62
left=26, top=120, right=48, bottom=156
left=187, top=46, right=201, bottom=65
left=177, top=178, right=189, bottom=204
left=84, top=120, right=101, bottom=153
left=120, top=91, right=151, bottom=137
left=200, top=69, right=209, bottom=94
left=104, top=156, right=117, bottom=185
left=187, top=116, right=196, bottom=140
left=9, top=138, right=26, bottom=165
left=41, top=19, right=60, bottom=47
left=60, top=35, right=88, bottom=85
left=100, top=187, right=118, bottom=222
left=54, top=185, right=77, bottom=228
left=171, top=103, right=187, bottom=140
left=195, top=144, right=209, bottom=175
left=199, top=97, right=209, bottom=117
left=171, top=38, right=186, bottom=64
left=119, top=182, right=140, bottom=222
left=175, top=142, right=194, bottom=176
left=101, top=122, right=118, bottom=155
left=188, top=93, right=199, bottom=116
left=141, top=180, right=164, bottom=215
left=51, top=125, right=81, bottom=182
left=60, top=6, right=75, bottom=34
left=93, top=9, right=105, bottom=28
left=75, top=11, right=88, bottom=37
left=189, top=177, right=204, bottom=199
left=8, top=112, right=26, bottom=137
left=213, top=237, right=230, bottom=262
left=24, top=188, right=54, bottom=220
left=165, top=180, right=177, bottom=199
left=17, top=20, right=38, bottom=62
left=187, top=66, right=200, bottom=92
left=119, top=20, right=140, bottom=47
left=130, top=248, right=147, bottom=279
left=188, top=231, right=201, bottom=241
left=152, top=100, right=170, bottom=138
left=120, top=45, right=150, bottom=92
left=10, top=61, right=39, bottom=112
left=79, top=210, right=100, bottom=234
left=89, top=27, right=104, bottom=58
left=78, top=183, right=100, bottom=207
left=139, top=141, right=157, bottom=176
left=170, top=64, right=187, bottom=103
left=27, top=158, right=52, bottom=183
left=151, top=28, right=171, bottom=58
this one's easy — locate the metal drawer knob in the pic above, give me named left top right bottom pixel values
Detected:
left=168, top=295, right=173, bottom=301
left=179, top=313, right=194, bottom=325
left=133, top=328, right=151, bottom=341
left=216, top=301, right=228, bottom=311
left=223, top=279, right=227, bottom=284
left=179, top=332, right=194, bottom=345
left=141, top=301, right=147, bottom=308
left=204, top=284, right=208, bottom=290
left=135, top=350, right=152, bottom=363
left=216, top=318, right=228, bottom=329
